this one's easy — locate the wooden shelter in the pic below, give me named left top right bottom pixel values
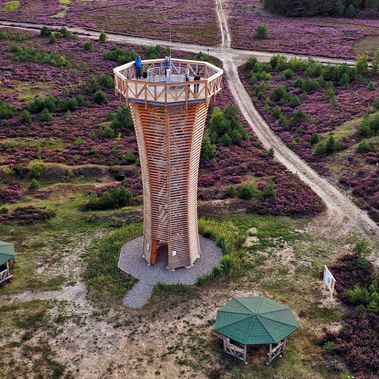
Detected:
left=215, top=296, right=299, bottom=365
left=114, top=58, right=223, bottom=270
left=0, top=241, right=16, bottom=285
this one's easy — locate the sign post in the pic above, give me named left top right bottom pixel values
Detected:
left=323, top=265, right=336, bottom=300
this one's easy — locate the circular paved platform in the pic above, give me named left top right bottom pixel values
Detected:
left=118, top=235, right=222, bottom=308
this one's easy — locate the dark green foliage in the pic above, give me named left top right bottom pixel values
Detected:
left=104, top=46, right=136, bottom=64
left=92, top=90, right=107, bottom=104
left=98, top=74, right=114, bottom=89
left=290, top=110, right=307, bottom=126
left=146, top=45, right=170, bottom=59
left=20, top=109, right=31, bottom=124
left=289, top=95, right=301, bottom=108
left=28, top=179, right=40, bottom=191
left=310, top=133, right=320, bottom=145
left=9, top=45, right=70, bottom=67
left=229, top=180, right=276, bottom=200
left=29, top=163, right=45, bottom=179
left=85, top=188, right=133, bottom=211
left=356, top=140, right=372, bottom=153
left=40, top=26, right=52, bottom=38
left=200, top=135, right=216, bottom=161
left=280, top=68, right=293, bottom=80
left=97, top=126, right=115, bottom=139
left=358, top=114, right=379, bottom=138
left=99, top=31, right=107, bottom=43
left=209, top=105, right=249, bottom=146
left=263, top=0, right=376, bottom=17
left=83, top=77, right=100, bottom=94
left=372, top=98, right=379, bottom=110
left=255, top=24, right=268, bottom=39
left=26, top=96, right=58, bottom=114
left=271, top=85, right=288, bottom=102
left=0, top=102, right=16, bottom=119
left=84, top=41, right=93, bottom=51
left=108, top=106, right=133, bottom=133
left=39, top=108, right=53, bottom=122
left=124, top=152, right=138, bottom=164
left=314, top=134, right=339, bottom=155
left=0, top=31, right=29, bottom=41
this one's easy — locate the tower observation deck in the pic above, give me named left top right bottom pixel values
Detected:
left=114, top=58, right=223, bottom=270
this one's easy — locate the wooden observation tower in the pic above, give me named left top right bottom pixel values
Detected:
left=114, top=58, right=223, bottom=269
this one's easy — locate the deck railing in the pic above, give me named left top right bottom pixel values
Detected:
left=113, top=58, right=223, bottom=106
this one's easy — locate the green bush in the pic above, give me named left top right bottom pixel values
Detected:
left=99, top=31, right=107, bottom=43
left=104, top=46, right=136, bottom=64
left=280, top=68, right=293, bottom=80
left=20, top=109, right=31, bottom=124
left=39, top=108, right=53, bottom=122
left=40, top=26, right=52, bottom=38
left=84, top=41, right=93, bottom=51
left=97, top=126, right=115, bottom=139
left=28, top=178, right=40, bottom=191
left=0, top=31, right=29, bottom=41
left=310, top=133, right=320, bottom=145
left=98, top=74, right=114, bottom=89
left=290, top=110, right=307, bottom=126
left=271, top=85, right=288, bottom=102
left=124, top=152, right=137, bottom=164
left=356, top=140, right=371, bottom=153
left=10, top=45, right=70, bottom=67
left=200, top=135, right=216, bottom=161
left=92, top=90, right=107, bottom=104
left=323, top=341, right=335, bottom=354
left=84, top=188, right=133, bottom=211
left=255, top=24, right=268, bottom=39
left=29, top=163, right=45, bottom=179
left=208, top=105, right=249, bottom=146
left=0, top=102, right=16, bottom=119
left=109, top=106, right=133, bottom=132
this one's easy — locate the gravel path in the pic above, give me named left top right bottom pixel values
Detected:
left=118, top=235, right=222, bottom=308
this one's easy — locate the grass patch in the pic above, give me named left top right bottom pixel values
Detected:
left=2, top=1, right=20, bottom=11
left=59, top=0, right=71, bottom=4
left=84, top=223, right=142, bottom=303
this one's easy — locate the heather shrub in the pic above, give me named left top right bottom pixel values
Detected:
left=84, top=188, right=133, bottom=211
left=0, top=102, right=16, bottom=119
left=255, top=24, right=268, bottom=39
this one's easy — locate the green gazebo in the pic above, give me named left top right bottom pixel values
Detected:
left=0, top=241, right=16, bottom=285
left=215, top=296, right=299, bottom=364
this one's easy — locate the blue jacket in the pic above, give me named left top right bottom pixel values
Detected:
left=164, top=58, right=170, bottom=69
left=135, top=56, right=142, bottom=69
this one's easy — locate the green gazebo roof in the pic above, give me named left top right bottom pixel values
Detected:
left=0, top=241, right=16, bottom=266
left=215, top=296, right=299, bottom=345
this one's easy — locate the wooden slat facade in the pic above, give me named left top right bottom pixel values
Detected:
left=115, top=59, right=223, bottom=269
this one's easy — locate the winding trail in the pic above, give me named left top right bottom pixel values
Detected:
left=0, top=5, right=378, bottom=244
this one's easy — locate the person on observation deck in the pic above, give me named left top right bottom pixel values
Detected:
left=135, top=55, right=142, bottom=79
left=163, top=56, right=171, bottom=77
left=194, top=72, right=200, bottom=94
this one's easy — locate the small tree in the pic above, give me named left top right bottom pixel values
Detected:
left=40, top=26, right=51, bottom=38
left=29, top=179, right=40, bottom=191
left=20, top=109, right=31, bottom=124
left=92, top=90, right=107, bottom=104
left=255, top=24, right=268, bottom=40
left=39, top=108, right=53, bottom=122
left=200, top=135, right=216, bottom=161
left=84, top=41, right=93, bottom=51
left=99, top=31, right=107, bottom=43
left=356, top=53, right=369, bottom=76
